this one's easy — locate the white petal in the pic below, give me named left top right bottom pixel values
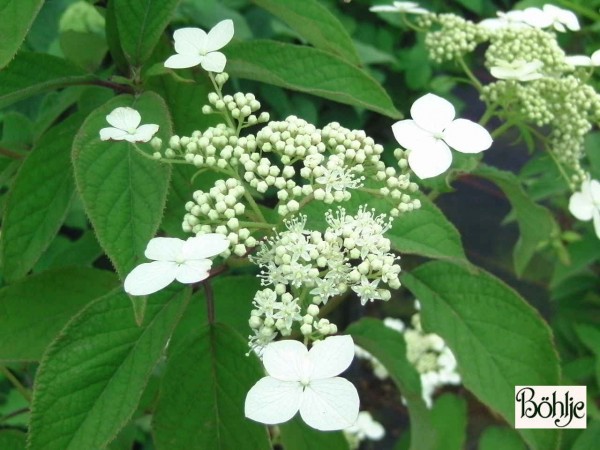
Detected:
left=145, top=237, right=184, bottom=261
left=130, top=124, right=159, bottom=143
left=565, top=55, right=592, bottom=67
left=99, top=127, right=129, bottom=141
left=391, top=119, right=433, bottom=150
left=407, top=140, right=453, bottom=179
left=443, top=118, right=493, bottom=154
left=124, top=261, right=178, bottom=295
left=591, top=49, right=600, bottom=66
left=569, top=191, right=594, bottom=221
left=182, top=233, right=230, bottom=260
left=369, top=5, right=399, bottom=12
left=589, top=179, right=600, bottom=204
left=410, top=93, right=455, bottom=134
left=263, top=340, right=308, bottom=381
left=106, top=107, right=141, bottom=130
left=173, top=28, right=207, bottom=55
left=593, top=209, right=600, bottom=239
left=521, top=7, right=554, bottom=28
left=299, top=378, right=359, bottom=431
left=200, top=52, right=227, bottom=73
left=308, top=335, right=355, bottom=379
left=245, top=377, right=302, bottom=425
left=205, top=19, right=234, bottom=53
left=164, top=53, right=203, bottom=69
left=175, top=260, right=212, bottom=284
left=478, top=18, right=506, bottom=31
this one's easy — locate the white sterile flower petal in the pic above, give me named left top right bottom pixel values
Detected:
left=410, top=93, right=455, bottom=134
left=205, top=19, right=234, bottom=53
left=106, top=107, right=141, bottom=130
left=173, top=28, right=207, bottom=55
left=130, top=124, right=160, bottom=143
left=124, top=261, right=179, bottom=295
left=99, top=127, right=130, bottom=141
left=569, top=191, right=594, bottom=221
left=182, top=233, right=230, bottom=260
left=174, top=260, right=212, bottom=284
left=145, top=237, right=185, bottom=261
left=593, top=209, right=600, bottom=239
left=565, top=55, right=593, bottom=67
left=245, top=377, right=303, bottom=425
left=391, top=119, right=433, bottom=151
left=589, top=179, right=600, bottom=204
left=520, top=7, right=554, bottom=29
left=164, top=53, right=203, bottom=69
left=200, top=51, right=227, bottom=73
left=308, top=335, right=355, bottom=379
left=443, top=118, right=493, bottom=154
left=407, top=140, right=453, bottom=179
left=393, top=1, right=428, bottom=14
left=544, top=4, right=580, bottom=31
left=591, top=50, right=600, bottom=66
left=263, top=339, right=308, bottom=381
left=299, top=378, right=360, bottom=431
left=369, top=5, right=400, bottom=12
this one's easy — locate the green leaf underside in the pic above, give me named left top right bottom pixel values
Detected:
left=475, top=165, right=557, bottom=276
left=402, top=261, right=560, bottom=450
left=0, top=267, right=118, bottom=362
left=28, top=286, right=190, bottom=450
left=252, top=0, right=360, bottom=65
left=114, top=0, right=181, bottom=67
left=72, top=92, right=172, bottom=277
left=1, top=113, right=84, bottom=282
left=0, top=0, right=44, bottom=69
left=279, top=417, right=349, bottom=450
left=347, top=318, right=436, bottom=450
left=224, top=40, right=401, bottom=118
left=0, top=52, right=89, bottom=108
left=152, top=323, right=270, bottom=450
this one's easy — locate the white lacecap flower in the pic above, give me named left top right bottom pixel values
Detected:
left=392, top=93, right=493, bottom=179
left=164, top=19, right=234, bottom=72
left=542, top=4, right=580, bottom=32
left=245, top=335, right=359, bottom=431
left=124, top=234, right=230, bottom=295
left=344, top=411, right=385, bottom=445
left=479, top=9, right=540, bottom=31
left=569, top=178, right=600, bottom=239
left=369, top=1, right=428, bottom=14
left=490, top=59, right=544, bottom=81
left=99, top=107, right=159, bottom=143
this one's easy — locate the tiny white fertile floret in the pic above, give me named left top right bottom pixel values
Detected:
left=99, top=107, right=159, bottom=143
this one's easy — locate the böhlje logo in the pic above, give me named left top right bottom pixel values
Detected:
left=515, top=386, right=586, bottom=429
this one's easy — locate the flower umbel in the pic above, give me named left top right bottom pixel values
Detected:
left=392, top=94, right=493, bottom=179
left=244, top=335, right=359, bottom=431
left=164, top=19, right=234, bottom=72
left=99, top=107, right=159, bottom=143
left=124, top=234, right=230, bottom=295
left=569, top=178, right=600, bottom=239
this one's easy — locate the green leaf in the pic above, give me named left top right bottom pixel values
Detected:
left=430, top=394, right=467, bottom=450
left=347, top=318, right=436, bottom=450
left=279, top=416, right=349, bottom=450
left=574, top=324, right=600, bottom=386
left=478, top=426, right=526, bottom=450
left=474, top=165, right=558, bottom=276
left=60, top=30, right=107, bottom=71
left=0, top=429, right=26, bottom=450
left=224, top=40, right=401, bottom=118
left=0, top=52, right=89, bottom=108
left=572, top=420, right=600, bottom=450
left=402, top=261, right=560, bottom=450
left=551, top=234, right=600, bottom=288
left=28, top=286, right=190, bottom=450
left=152, top=323, right=270, bottom=450
left=0, top=113, right=85, bottom=282
left=114, top=0, right=181, bottom=67
left=72, top=92, right=172, bottom=277
left=0, top=0, right=44, bottom=68
left=0, top=267, right=117, bottom=362
left=252, top=0, right=360, bottom=65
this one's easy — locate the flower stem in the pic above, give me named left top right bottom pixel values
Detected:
left=208, top=72, right=236, bottom=131
left=457, top=56, right=483, bottom=93
left=203, top=279, right=215, bottom=324
left=0, top=366, right=31, bottom=403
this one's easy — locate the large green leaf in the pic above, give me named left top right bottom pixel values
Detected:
left=0, top=430, right=26, bottom=450
left=0, top=268, right=117, bottom=362
left=0, top=0, right=44, bottom=68
left=224, top=40, right=401, bottom=118
left=0, top=53, right=90, bottom=108
left=152, top=323, right=270, bottom=450
left=279, top=417, right=349, bottom=450
left=114, top=0, right=181, bottom=67
left=252, top=0, right=360, bottom=65
left=572, top=420, right=600, bottom=450
left=478, top=426, right=526, bottom=450
left=402, top=261, right=560, bottom=450
left=429, top=394, right=467, bottom=450
left=1, top=114, right=84, bottom=282
left=474, top=165, right=558, bottom=276
left=28, top=286, right=190, bottom=450
left=72, top=92, right=172, bottom=277
left=347, top=318, right=436, bottom=450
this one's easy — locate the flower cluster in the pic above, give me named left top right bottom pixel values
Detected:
left=355, top=308, right=461, bottom=408
left=343, top=411, right=385, bottom=449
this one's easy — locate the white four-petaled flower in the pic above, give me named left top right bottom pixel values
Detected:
left=568, top=178, right=600, bottom=239
left=392, top=93, right=493, bottom=179
left=245, top=335, right=359, bottom=431
left=490, top=59, right=544, bottom=81
left=164, top=19, right=234, bottom=72
left=542, top=4, right=580, bottom=32
left=369, top=1, right=428, bottom=14
left=99, top=107, right=159, bottom=143
left=124, top=234, right=230, bottom=296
